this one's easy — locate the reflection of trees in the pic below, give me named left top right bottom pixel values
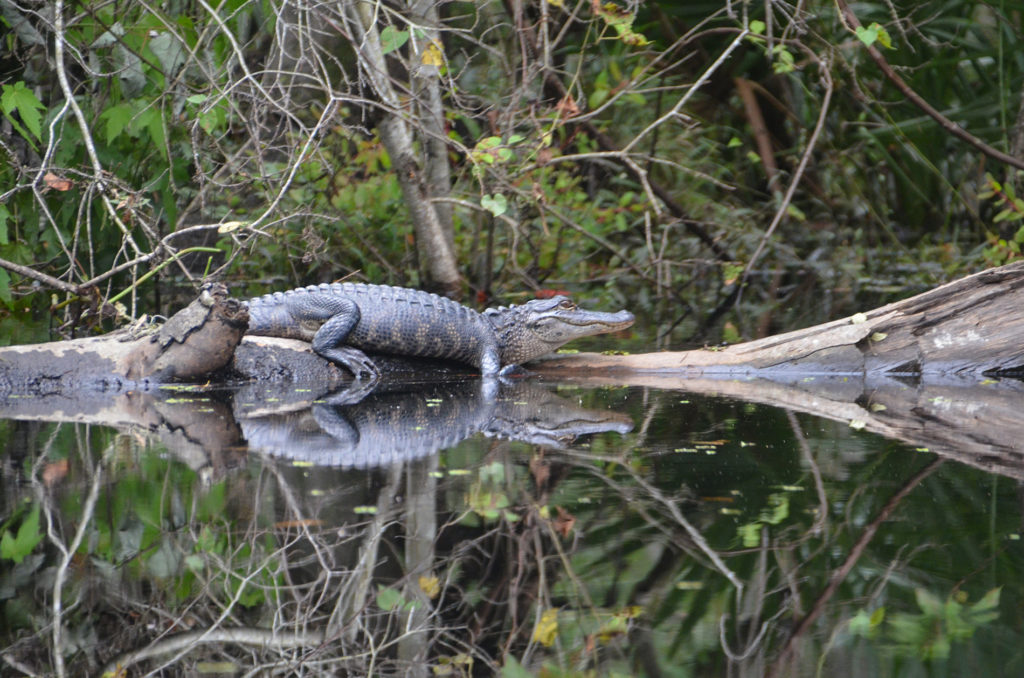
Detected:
left=2, top=387, right=1022, bottom=675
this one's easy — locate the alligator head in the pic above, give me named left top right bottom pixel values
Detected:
left=485, top=295, right=635, bottom=365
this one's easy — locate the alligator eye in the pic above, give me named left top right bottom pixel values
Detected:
left=558, top=299, right=575, bottom=309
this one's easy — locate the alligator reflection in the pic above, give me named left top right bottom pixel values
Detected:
left=236, top=379, right=634, bottom=467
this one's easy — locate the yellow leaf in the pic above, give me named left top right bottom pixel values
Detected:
left=421, top=41, right=443, bottom=67
left=419, top=575, right=440, bottom=599
left=217, top=220, right=248, bottom=233
left=532, top=608, right=559, bottom=646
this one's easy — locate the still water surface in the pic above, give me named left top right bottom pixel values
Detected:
left=1, top=377, right=1022, bottom=676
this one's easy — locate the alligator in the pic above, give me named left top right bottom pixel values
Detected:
left=243, top=283, right=634, bottom=380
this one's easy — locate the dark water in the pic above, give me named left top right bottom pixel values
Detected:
left=1, top=377, right=1022, bottom=676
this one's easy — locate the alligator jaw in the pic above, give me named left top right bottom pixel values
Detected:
left=490, top=296, right=635, bottom=364
left=557, top=309, right=635, bottom=330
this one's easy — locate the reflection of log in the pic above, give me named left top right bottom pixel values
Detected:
left=0, top=388, right=245, bottom=475
left=0, top=284, right=246, bottom=393
left=532, top=262, right=1024, bottom=477
left=539, top=261, right=1024, bottom=378
left=531, top=369, right=1024, bottom=479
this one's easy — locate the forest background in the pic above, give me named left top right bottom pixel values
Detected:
left=1, top=0, right=1023, bottom=349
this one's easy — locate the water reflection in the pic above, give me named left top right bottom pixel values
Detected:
left=236, top=379, right=633, bottom=468
left=0, top=379, right=1022, bottom=676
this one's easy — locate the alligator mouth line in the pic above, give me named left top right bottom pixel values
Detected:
left=560, top=316, right=634, bottom=328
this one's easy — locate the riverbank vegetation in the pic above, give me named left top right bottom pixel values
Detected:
left=2, top=0, right=1022, bottom=345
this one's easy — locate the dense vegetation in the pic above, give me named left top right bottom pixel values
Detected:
left=2, top=0, right=1023, bottom=344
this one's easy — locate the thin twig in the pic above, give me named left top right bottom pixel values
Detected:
left=740, top=52, right=835, bottom=290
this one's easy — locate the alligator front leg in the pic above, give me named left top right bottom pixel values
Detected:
left=308, top=300, right=381, bottom=383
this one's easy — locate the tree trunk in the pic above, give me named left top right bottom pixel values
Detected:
left=346, top=2, right=461, bottom=298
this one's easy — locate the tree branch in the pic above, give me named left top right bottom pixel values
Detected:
left=837, top=0, right=1024, bottom=171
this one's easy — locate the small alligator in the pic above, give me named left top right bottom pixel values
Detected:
left=243, top=283, right=634, bottom=380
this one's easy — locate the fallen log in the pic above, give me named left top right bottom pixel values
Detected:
left=535, top=260, right=1024, bottom=378
left=2, top=262, right=1023, bottom=392
left=0, top=284, right=247, bottom=395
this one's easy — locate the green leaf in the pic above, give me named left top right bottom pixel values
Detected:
left=870, top=606, right=886, bottom=626
left=379, top=26, right=409, bottom=55
left=481, top=193, right=508, bottom=217
left=848, top=608, right=883, bottom=637
left=100, top=103, right=133, bottom=144
left=914, top=587, right=943, bottom=616
left=873, top=23, right=893, bottom=49
left=968, top=587, right=1001, bottom=623
left=133, top=107, right=167, bottom=158
left=0, top=204, right=9, bottom=245
left=186, top=94, right=208, bottom=104
left=738, top=521, right=760, bottom=547
left=994, top=208, right=1015, bottom=223
left=149, top=32, right=187, bottom=76
left=771, top=46, right=795, bottom=74
left=588, top=87, right=609, bottom=110
left=855, top=25, right=878, bottom=47
left=501, top=656, right=532, bottom=678
left=764, top=493, right=789, bottom=524
left=147, top=537, right=181, bottom=577
left=199, top=103, right=227, bottom=135
left=376, top=585, right=407, bottom=611
left=1, top=506, right=43, bottom=564
left=786, top=204, right=806, bottom=221
left=749, top=20, right=766, bottom=35
left=1, top=81, right=46, bottom=142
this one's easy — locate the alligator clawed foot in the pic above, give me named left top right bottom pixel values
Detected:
left=349, top=357, right=381, bottom=385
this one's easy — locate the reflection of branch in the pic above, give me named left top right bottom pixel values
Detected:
left=100, top=627, right=326, bottom=676
left=769, top=457, right=944, bottom=677
left=836, top=0, right=1024, bottom=172
left=787, top=411, right=828, bottom=537
left=577, top=454, right=744, bottom=591
left=328, top=463, right=404, bottom=638
left=36, top=431, right=108, bottom=678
